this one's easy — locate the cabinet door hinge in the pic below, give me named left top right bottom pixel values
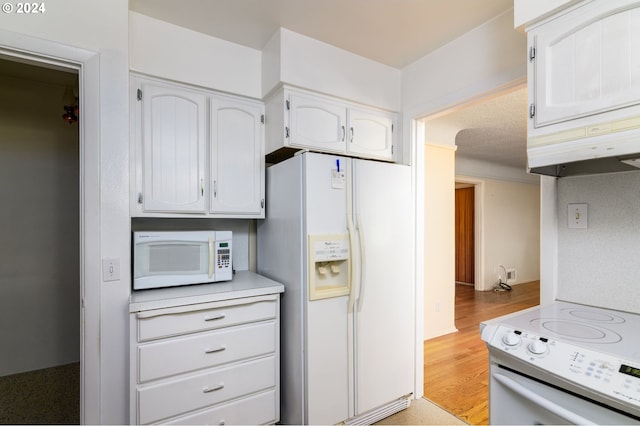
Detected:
left=529, top=103, right=536, bottom=119
left=285, top=99, right=290, bottom=111
left=285, top=127, right=290, bottom=138
left=391, top=145, right=394, bottom=155
left=261, top=198, right=265, bottom=209
left=137, top=89, right=143, bottom=101
left=391, top=123, right=394, bottom=133
left=261, top=114, right=265, bottom=124
left=137, top=192, right=143, bottom=204
left=529, top=46, right=536, bottom=62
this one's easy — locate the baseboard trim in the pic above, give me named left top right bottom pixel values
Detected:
left=344, top=394, right=412, bottom=425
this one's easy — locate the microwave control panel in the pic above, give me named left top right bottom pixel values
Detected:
left=214, top=240, right=232, bottom=279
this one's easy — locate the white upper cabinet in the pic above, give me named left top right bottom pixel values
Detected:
left=348, top=107, right=395, bottom=160
left=529, top=1, right=640, bottom=132
left=132, top=76, right=265, bottom=218
left=288, top=91, right=347, bottom=153
left=140, top=82, right=207, bottom=213
left=266, top=87, right=396, bottom=162
left=210, top=95, right=265, bottom=216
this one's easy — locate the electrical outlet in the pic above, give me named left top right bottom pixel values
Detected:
left=102, top=258, right=120, bottom=282
left=506, top=268, right=517, bottom=283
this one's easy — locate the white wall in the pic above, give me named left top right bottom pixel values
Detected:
left=402, top=9, right=526, bottom=118
left=0, top=71, right=79, bottom=376
left=479, top=178, right=540, bottom=290
left=262, top=28, right=401, bottom=110
left=455, top=159, right=541, bottom=292
left=556, top=172, right=640, bottom=313
left=0, top=2, right=129, bottom=423
left=456, top=156, right=539, bottom=185
left=129, top=12, right=262, bottom=99
left=423, top=144, right=457, bottom=339
left=513, top=0, right=576, bottom=29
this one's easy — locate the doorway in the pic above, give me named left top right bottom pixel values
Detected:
left=0, top=58, right=80, bottom=424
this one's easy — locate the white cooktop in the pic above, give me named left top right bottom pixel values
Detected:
left=493, top=301, right=640, bottom=361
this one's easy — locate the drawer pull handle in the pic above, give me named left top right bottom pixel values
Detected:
left=205, top=345, right=226, bottom=354
left=204, top=314, right=226, bottom=322
left=203, top=383, right=225, bottom=393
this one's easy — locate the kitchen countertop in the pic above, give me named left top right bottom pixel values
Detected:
left=129, top=270, right=284, bottom=312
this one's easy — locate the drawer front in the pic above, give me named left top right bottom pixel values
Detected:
left=138, top=322, right=275, bottom=382
left=163, top=389, right=276, bottom=425
left=137, top=299, right=276, bottom=341
left=137, top=356, right=275, bottom=425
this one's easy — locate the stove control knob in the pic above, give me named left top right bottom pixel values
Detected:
left=502, top=331, right=521, bottom=346
left=528, top=340, right=548, bottom=355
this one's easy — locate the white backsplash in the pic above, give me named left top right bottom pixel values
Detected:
left=557, top=171, right=640, bottom=314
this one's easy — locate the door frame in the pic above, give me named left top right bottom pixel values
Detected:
left=0, top=29, right=101, bottom=424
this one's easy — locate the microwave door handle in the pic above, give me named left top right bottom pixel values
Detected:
left=208, top=238, right=214, bottom=279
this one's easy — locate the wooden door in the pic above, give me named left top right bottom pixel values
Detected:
left=455, top=187, right=474, bottom=284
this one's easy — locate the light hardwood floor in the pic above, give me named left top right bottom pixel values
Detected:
left=423, top=281, right=540, bottom=425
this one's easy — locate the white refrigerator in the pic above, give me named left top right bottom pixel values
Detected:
left=257, top=152, right=415, bottom=425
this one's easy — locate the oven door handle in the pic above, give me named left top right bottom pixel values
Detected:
left=493, top=373, right=596, bottom=425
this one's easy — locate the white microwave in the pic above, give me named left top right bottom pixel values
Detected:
left=132, top=230, right=233, bottom=290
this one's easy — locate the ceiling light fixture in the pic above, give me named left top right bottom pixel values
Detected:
left=62, top=84, right=78, bottom=124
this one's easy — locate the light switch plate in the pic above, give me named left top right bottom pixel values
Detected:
left=102, top=258, right=121, bottom=282
left=568, top=203, right=588, bottom=229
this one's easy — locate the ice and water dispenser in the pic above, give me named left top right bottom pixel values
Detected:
left=308, top=234, right=350, bottom=300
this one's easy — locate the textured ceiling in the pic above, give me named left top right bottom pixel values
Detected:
left=428, top=88, right=529, bottom=170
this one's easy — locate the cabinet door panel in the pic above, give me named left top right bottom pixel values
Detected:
left=289, top=92, right=347, bottom=152
left=211, top=97, right=264, bottom=216
left=348, top=107, right=394, bottom=160
left=142, top=84, right=206, bottom=212
left=534, top=2, right=640, bottom=127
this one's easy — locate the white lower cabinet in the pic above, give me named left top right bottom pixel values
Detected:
left=130, top=290, right=281, bottom=425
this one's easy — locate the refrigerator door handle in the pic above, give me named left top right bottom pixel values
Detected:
left=355, top=214, right=366, bottom=313
left=347, top=212, right=358, bottom=314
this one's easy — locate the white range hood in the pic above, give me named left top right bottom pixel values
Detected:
left=527, top=117, right=640, bottom=177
